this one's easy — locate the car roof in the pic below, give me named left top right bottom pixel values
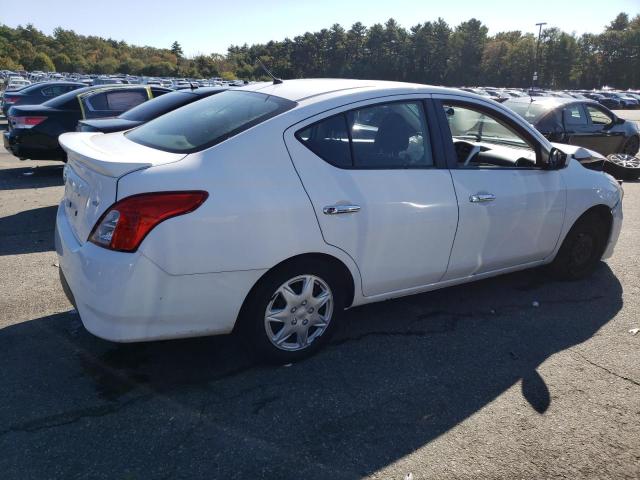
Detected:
left=237, top=78, right=462, bottom=104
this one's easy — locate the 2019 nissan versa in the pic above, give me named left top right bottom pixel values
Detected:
left=55, top=79, right=623, bottom=362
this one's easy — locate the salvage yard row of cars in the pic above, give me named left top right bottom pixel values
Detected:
left=4, top=78, right=639, bottom=178
left=0, top=75, right=634, bottom=360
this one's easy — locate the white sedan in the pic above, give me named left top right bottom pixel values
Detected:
left=55, top=79, right=623, bottom=361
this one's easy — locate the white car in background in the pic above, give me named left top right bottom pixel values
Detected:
left=6, top=77, right=31, bottom=91
left=55, top=79, right=623, bottom=362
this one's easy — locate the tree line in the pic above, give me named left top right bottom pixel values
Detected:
left=1, top=12, right=638, bottom=88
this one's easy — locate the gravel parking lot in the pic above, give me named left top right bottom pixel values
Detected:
left=0, top=115, right=639, bottom=480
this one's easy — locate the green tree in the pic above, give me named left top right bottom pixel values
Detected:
left=170, top=41, right=184, bottom=58
left=30, top=51, right=55, bottom=71
left=53, top=53, right=71, bottom=72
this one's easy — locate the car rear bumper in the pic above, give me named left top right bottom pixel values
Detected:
left=55, top=202, right=265, bottom=342
left=602, top=198, right=623, bottom=260
left=3, top=130, right=65, bottom=160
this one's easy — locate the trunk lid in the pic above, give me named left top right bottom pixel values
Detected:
left=59, top=131, right=186, bottom=244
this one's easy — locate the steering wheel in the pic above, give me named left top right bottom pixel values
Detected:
left=464, top=145, right=482, bottom=166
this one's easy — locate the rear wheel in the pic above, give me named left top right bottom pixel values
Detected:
left=548, top=212, right=609, bottom=280
left=238, top=258, right=346, bottom=363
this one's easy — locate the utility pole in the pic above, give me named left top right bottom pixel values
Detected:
left=531, top=22, right=547, bottom=91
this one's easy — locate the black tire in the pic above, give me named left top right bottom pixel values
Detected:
left=237, top=257, right=347, bottom=363
left=548, top=212, right=609, bottom=280
left=605, top=152, right=640, bottom=180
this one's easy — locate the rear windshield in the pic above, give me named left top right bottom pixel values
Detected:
left=120, top=90, right=200, bottom=121
left=504, top=101, right=552, bottom=123
left=43, top=87, right=89, bottom=110
left=126, top=90, right=296, bottom=153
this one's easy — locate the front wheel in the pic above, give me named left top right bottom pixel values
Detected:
left=605, top=152, right=640, bottom=180
left=238, top=259, right=346, bottom=363
left=548, top=213, right=609, bottom=280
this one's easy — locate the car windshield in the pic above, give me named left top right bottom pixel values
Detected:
left=126, top=90, right=296, bottom=153
left=504, top=101, right=551, bottom=123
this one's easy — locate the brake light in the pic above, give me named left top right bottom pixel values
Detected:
left=10, top=116, right=47, bottom=129
left=89, top=191, right=208, bottom=252
left=3, top=95, right=20, bottom=105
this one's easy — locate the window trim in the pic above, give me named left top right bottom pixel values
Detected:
left=433, top=97, right=547, bottom=171
left=295, top=98, right=439, bottom=170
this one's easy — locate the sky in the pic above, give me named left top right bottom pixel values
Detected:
left=2, top=0, right=638, bottom=56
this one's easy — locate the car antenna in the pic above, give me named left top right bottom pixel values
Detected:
left=255, top=58, right=283, bottom=85
left=189, top=82, right=198, bottom=90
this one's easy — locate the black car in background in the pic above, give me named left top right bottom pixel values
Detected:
left=581, top=92, right=620, bottom=110
left=76, top=87, right=226, bottom=133
left=4, top=84, right=170, bottom=161
left=598, top=91, right=639, bottom=109
left=505, top=97, right=640, bottom=178
left=2, top=81, right=84, bottom=116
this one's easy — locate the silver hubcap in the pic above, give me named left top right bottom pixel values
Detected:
left=264, top=274, right=333, bottom=352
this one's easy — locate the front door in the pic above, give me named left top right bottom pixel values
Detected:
left=284, top=97, right=459, bottom=297
left=434, top=96, right=566, bottom=280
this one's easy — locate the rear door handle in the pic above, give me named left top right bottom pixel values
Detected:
left=469, top=193, right=496, bottom=203
left=323, top=205, right=361, bottom=215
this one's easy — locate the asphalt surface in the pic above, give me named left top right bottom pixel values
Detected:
left=0, top=115, right=639, bottom=480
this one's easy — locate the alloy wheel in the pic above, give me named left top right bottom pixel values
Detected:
left=607, top=153, right=640, bottom=169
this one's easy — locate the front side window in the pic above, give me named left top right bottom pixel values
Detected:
left=443, top=102, right=537, bottom=168
left=127, top=90, right=295, bottom=153
left=586, top=105, right=613, bottom=126
left=296, top=100, right=433, bottom=169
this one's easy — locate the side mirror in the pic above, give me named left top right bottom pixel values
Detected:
left=545, top=147, right=567, bottom=170
left=615, top=117, right=625, bottom=125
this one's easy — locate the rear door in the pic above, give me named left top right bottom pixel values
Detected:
left=284, top=96, right=459, bottom=297
left=560, top=102, right=593, bottom=147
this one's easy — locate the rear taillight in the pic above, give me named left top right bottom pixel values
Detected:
left=3, top=95, right=20, bottom=105
left=89, top=191, right=208, bottom=252
left=10, top=116, right=47, bottom=129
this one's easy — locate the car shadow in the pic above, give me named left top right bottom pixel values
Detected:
left=0, top=264, right=622, bottom=479
left=0, top=205, right=57, bottom=256
left=0, top=164, right=64, bottom=191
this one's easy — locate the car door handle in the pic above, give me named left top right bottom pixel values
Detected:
left=323, top=205, right=361, bottom=215
left=469, top=193, right=496, bottom=203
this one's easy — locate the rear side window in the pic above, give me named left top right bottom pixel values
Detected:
left=296, top=115, right=351, bottom=168
left=296, top=100, right=433, bottom=169
left=126, top=91, right=295, bottom=153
